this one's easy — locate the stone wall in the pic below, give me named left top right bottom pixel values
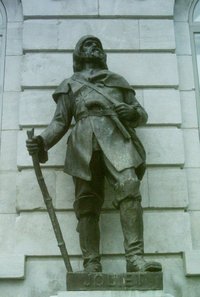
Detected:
left=0, top=0, right=200, bottom=296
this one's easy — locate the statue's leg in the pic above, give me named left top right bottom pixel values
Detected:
left=119, top=195, right=162, bottom=272
left=104, top=156, right=162, bottom=272
left=73, top=151, right=104, bottom=272
left=119, top=195, right=144, bottom=258
left=78, top=213, right=101, bottom=272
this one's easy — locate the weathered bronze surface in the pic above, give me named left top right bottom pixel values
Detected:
left=26, top=35, right=162, bottom=274
left=67, top=272, right=163, bottom=291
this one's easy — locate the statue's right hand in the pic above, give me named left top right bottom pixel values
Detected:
left=26, top=136, right=40, bottom=156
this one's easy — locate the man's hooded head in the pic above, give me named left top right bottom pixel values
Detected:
left=73, top=35, right=108, bottom=72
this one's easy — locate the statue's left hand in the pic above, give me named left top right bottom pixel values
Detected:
left=115, top=103, right=139, bottom=121
left=26, top=136, right=41, bottom=156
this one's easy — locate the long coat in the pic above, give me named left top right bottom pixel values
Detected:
left=39, top=69, right=148, bottom=181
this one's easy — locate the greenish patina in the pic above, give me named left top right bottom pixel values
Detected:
left=26, top=35, right=162, bottom=274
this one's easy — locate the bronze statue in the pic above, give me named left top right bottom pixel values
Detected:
left=26, top=35, right=162, bottom=273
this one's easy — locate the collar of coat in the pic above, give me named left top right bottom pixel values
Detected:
left=52, top=69, right=135, bottom=103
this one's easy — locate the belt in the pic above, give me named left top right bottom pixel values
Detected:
left=76, top=108, right=131, bottom=140
left=76, top=109, right=117, bottom=121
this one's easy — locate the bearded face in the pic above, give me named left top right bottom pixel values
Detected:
left=73, top=36, right=108, bottom=72
left=80, top=38, right=106, bottom=62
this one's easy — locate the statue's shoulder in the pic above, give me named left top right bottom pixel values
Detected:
left=52, top=77, right=76, bottom=102
left=103, top=70, right=135, bottom=93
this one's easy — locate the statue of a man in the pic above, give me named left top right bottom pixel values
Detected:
left=26, top=35, right=162, bottom=273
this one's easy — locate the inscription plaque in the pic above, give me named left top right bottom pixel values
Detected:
left=67, top=272, right=163, bottom=291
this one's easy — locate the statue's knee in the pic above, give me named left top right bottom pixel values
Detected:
left=119, top=194, right=142, bottom=210
left=74, top=196, right=102, bottom=220
left=76, top=212, right=100, bottom=233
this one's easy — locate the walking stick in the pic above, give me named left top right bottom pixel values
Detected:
left=27, top=128, right=73, bottom=273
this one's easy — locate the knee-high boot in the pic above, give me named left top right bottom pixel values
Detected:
left=120, top=197, right=144, bottom=258
left=78, top=214, right=102, bottom=272
left=120, top=197, right=162, bottom=272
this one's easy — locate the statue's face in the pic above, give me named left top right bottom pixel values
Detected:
left=81, top=38, right=105, bottom=61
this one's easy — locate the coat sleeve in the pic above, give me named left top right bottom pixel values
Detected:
left=123, top=88, right=148, bottom=128
left=38, top=92, right=73, bottom=163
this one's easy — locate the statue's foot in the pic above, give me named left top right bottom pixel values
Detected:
left=76, top=262, right=102, bottom=273
left=127, top=255, right=162, bottom=272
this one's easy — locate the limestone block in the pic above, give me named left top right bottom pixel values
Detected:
left=14, top=212, right=80, bottom=256
left=23, top=19, right=139, bottom=51
left=184, top=250, right=200, bottom=275
left=0, top=172, right=17, bottom=213
left=0, top=9, right=3, bottom=26
left=0, top=257, right=67, bottom=296
left=2, top=92, right=19, bottom=129
left=4, top=55, right=22, bottom=91
left=138, top=128, right=184, bottom=166
left=23, top=20, right=59, bottom=51
left=59, top=20, right=139, bottom=50
left=177, top=56, right=195, bottom=91
left=180, top=91, right=198, bottom=128
left=0, top=34, right=2, bottom=49
left=22, top=53, right=179, bottom=87
left=22, top=53, right=73, bottom=88
left=17, top=129, right=69, bottom=168
left=1, top=0, right=23, bottom=22
left=143, top=89, right=181, bottom=126
left=190, top=211, right=200, bottom=249
left=0, top=131, right=18, bottom=170
left=99, top=54, right=178, bottom=87
left=25, top=258, right=67, bottom=295
left=174, top=0, right=192, bottom=21
left=148, top=255, right=187, bottom=297
left=183, top=129, right=200, bottom=167
left=147, top=168, right=188, bottom=208
left=16, top=170, right=56, bottom=211
left=0, top=215, right=17, bottom=254
left=99, top=0, right=174, bottom=16
left=186, top=168, right=200, bottom=210
left=21, top=0, right=98, bottom=17
left=140, top=20, right=175, bottom=50
left=6, top=22, right=23, bottom=55
left=174, top=22, right=191, bottom=55
left=0, top=255, right=25, bottom=278
left=101, top=211, right=192, bottom=254
left=19, top=90, right=56, bottom=127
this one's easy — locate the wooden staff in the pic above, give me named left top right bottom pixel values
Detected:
left=27, top=128, right=73, bottom=272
